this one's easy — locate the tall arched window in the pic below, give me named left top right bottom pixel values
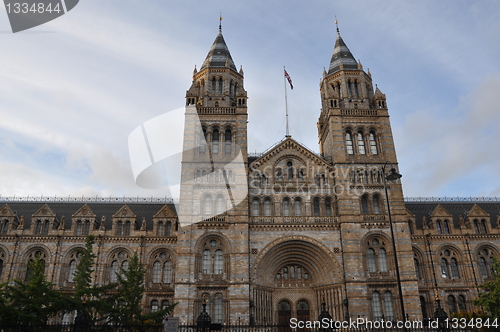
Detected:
left=436, top=221, right=442, bottom=234
left=481, top=220, right=488, bottom=234
left=345, top=131, right=354, bottom=155
left=0, top=220, right=8, bottom=234
left=378, top=248, right=388, bottom=272
left=325, top=198, right=332, bottom=216
left=152, top=261, right=161, bottom=283
left=373, top=195, right=381, bottom=214
left=448, top=295, right=457, bottom=314
left=251, top=199, right=260, bottom=217
left=225, top=129, right=232, bottom=154
left=287, top=161, right=293, bottom=180
left=384, top=291, right=394, bottom=320
left=474, top=220, right=480, bottom=234
left=361, top=195, right=369, bottom=214
left=357, top=131, right=366, bottom=154
left=163, top=261, right=172, bottom=283
left=479, top=257, right=488, bottom=277
left=203, top=196, right=212, bottom=215
left=214, top=250, right=224, bottom=274
left=202, top=249, right=212, bottom=274
left=443, top=221, right=450, bottom=234
left=369, top=131, right=378, bottom=155
left=372, top=291, right=382, bottom=320
left=420, top=296, right=428, bottom=319
left=68, top=260, right=77, bottom=282
left=124, top=221, right=131, bottom=236
left=83, top=221, right=90, bottom=236
left=313, top=198, right=320, bottom=217
left=414, top=258, right=421, bottom=279
left=110, top=260, right=119, bottom=282
left=157, top=222, right=164, bottom=236
left=294, top=198, right=302, bottom=216
left=367, top=248, right=376, bottom=272
left=212, top=129, right=219, bottom=154
left=76, top=221, right=83, bottom=236
left=478, top=248, right=496, bottom=278
left=441, top=258, right=449, bottom=278
left=215, top=195, right=225, bottom=215
left=458, top=295, right=466, bottom=312
left=264, top=198, right=272, bottom=217
left=116, top=221, right=123, bottom=236
left=450, top=258, right=460, bottom=278
left=214, top=293, right=223, bottom=323
left=283, top=198, right=291, bottom=216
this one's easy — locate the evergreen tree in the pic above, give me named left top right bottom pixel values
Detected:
left=108, top=252, right=175, bottom=325
left=71, top=235, right=117, bottom=323
left=475, top=260, right=500, bottom=318
left=2, top=256, right=71, bottom=325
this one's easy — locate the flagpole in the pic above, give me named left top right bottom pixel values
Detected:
left=284, top=66, right=290, bottom=137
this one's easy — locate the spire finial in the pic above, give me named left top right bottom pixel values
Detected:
left=219, top=13, right=222, bottom=32
left=335, top=16, right=339, bottom=34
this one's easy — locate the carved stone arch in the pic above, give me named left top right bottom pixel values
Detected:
left=412, top=245, right=427, bottom=280
left=195, top=232, right=232, bottom=254
left=146, top=246, right=177, bottom=264
left=474, top=243, right=500, bottom=256
left=104, top=246, right=134, bottom=263
left=253, top=235, right=342, bottom=287
left=61, top=244, right=86, bottom=261
left=274, top=154, right=307, bottom=168
left=0, top=244, right=10, bottom=261
left=435, top=243, right=463, bottom=260
left=21, top=244, right=51, bottom=264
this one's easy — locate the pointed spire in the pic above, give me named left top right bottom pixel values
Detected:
left=193, top=65, right=197, bottom=75
left=200, top=20, right=237, bottom=71
left=239, top=65, right=244, bottom=76
left=327, top=26, right=358, bottom=75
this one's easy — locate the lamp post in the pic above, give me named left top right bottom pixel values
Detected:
left=381, top=161, right=405, bottom=322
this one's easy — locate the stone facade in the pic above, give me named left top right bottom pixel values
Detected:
left=0, top=26, right=500, bottom=325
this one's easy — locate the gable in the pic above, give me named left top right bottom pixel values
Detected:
left=467, top=204, right=490, bottom=218
left=72, top=204, right=96, bottom=218
left=112, top=205, right=136, bottom=219
left=0, top=204, right=15, bottom=217
left=153, top=205, right=177, bottom=219
left=32, top=204, right=56, bottom=218
left=429, top=204, right=453, bottom=218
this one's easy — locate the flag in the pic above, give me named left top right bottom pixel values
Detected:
left=284, top=69, right=294, bottom=90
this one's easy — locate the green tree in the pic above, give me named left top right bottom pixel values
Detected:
left=71, top=235, right=117, bottom=323
left=2, top=256, right=71, bottom=325
left=107, top=252, right=175, bottom=325
left=475, top=260, right=500, bottom=319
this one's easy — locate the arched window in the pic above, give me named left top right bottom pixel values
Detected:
left=384, top=291, right=394, bottom=321
left=214, top=293, right=223, bottom=323
left=251, top=199, right=260, bottom=217
left=345, top=131, right=354, bottom=155
left=367, top=248, right=376, bottom=272
left=441, top=258, right=449, bottom=278
left=264, top=198, right=272, bottom=217
left=76, top=221, right=83, bottom=236
left=68, top=260, right=77, bottom=282
left=420, top=296, right=428, bottom=319
left=283, top=198, right=290, bottom=217
left=373, top=195, right=381, bottom=214
left=458, top=295, right=466, bottom=312
left=83, top=221, right=91, bottom=236
left=152, top=261, right=161, bottom=283
left=443, top=221, right=450, bottom=234
left=0, top=220, right=8, bottom=234
left=166, top=221, right=172, bottom=236
left=369, top=131, right=378, bottom=155
left=287, top=161, right=293, bottom=180
left=478, top=248, right=496, bottom=278
left=313, top=198, right=320, bottom=217
left=202, top=249, right=212, bottom=274
left=162, top=300, right=170, bottom=310
left=200, top=128, right=207, bottom=153
left=414, top=258, right=421, bottom=279
left=200, top=239, right=225, bottom=276
left=436, top=221, right=442, bottom=234
left=378, top=248, right=388, bottom=272
left=372, top=291, right=382, bottom=320
left=225, top=129, right=232, bottom=154
left=124, top=221, right=131, bottom=236
left=481, top=220, right=488, bottom=234
left=157, top=222, right=164, bottom=236
left=214, top=250, right=224, bottom=274
left=361, top=195, right=369, bottom=214
left=448, top=295, right=457, bottom=314
left=294, top=198, right=302, bottom=216
left=110, top=260, right=119, bottom=282
left=450, top=258, right=460, bottom=278
left=212, top=129, right=219, bottom=154
left=116, top=221, right=123, bottom=236
left=474, top=220, right=480, bottom=234
left=215, top=195, right=225, bottom=215
left=151, top=300, right=158, bottom=312
left=163, top=261, right=172, bottom=283
left=357, top=131, right=366, bottom=154
left=203, top=196, right=212, bottom=215
left=276, top=167, right=283, bottom=181
left=325, top=198, right=332, bottom=216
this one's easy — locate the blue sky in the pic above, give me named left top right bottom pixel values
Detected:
left=0, top=0, right=499, bottom=199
